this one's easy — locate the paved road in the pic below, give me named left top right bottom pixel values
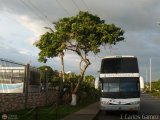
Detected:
left=95, top=94, right=160, bottom=120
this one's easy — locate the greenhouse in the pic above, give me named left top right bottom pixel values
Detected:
left=0, top=58, right=25, bottom=93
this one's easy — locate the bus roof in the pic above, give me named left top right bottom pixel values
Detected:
left=103, top=55, right=136, bottom=59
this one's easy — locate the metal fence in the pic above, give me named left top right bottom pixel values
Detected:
left=0, top=58, right=41, bottom=93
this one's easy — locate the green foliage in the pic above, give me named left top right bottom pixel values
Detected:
left=35, top=11, right=124, bottom=63
left=35, top=32, right=64, bottom=63
left=54, top=11, right=124, bottom=93
left=38, top=66, right=59, bottom=84
left=54, top=11, right=124, bottom=55
left=35, top=11, right=124, bottom=95
left=84, top=75, right=95, bottom=86
left=152, top=80, right=160, bottom=90
left=62, top=73, right=100, bottom=103
left=77, top=80, right=100, bottom=103
left=145, top=80, right=160, bottom=97
left=8, top=103, right=92, bottom=120
left=63, top=73, right=80, bottom=92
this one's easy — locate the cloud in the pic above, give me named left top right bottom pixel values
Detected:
left=0, top=45, right=43, bottom=68
left=0, top=0, right=66, bottom=24
left=86, top=0, right=160, bottom=32
left=1, top=0, right=160, bottom=32
left=19, top=49, right=30, bottom=55
left=0, top=0, right=160, bottom=80
left=0, top=36, right=4, bottom=40
left=15, top=15, right=46, bottom=37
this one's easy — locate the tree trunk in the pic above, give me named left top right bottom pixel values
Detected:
left=71, top=59, right=90, bottom=106
left=59, top=52, right=65, bottom=94
left=60, top=52, right=65, bottom=82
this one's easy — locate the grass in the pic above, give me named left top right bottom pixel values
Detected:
left=5, top=101, right=95, bottom=120
left=144, top=89, right=160, bottom=100
left=148, top=90, right=160, bottom=98
left=145, top=80, right=160, bottom=98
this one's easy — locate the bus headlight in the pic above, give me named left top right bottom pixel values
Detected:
left=101, top=101, right=109, bottom=105
left=131, top=101, right=140, bottom=105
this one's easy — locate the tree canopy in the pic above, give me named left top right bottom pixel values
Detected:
left=38, top=65, right=59, bottom=83
left=35, top=11, right=124, bottom=94
left=35, top=11, right=124, bottom=62
left=54, top=11, right=124, bottom=55
left=35, top=32, right=64, bottom=62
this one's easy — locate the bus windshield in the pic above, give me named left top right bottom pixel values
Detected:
left=100, top=57, right=139, bottom=73
left=102, top=77, right=140, bottom=92
left=103, top=82, right=139, bottom=92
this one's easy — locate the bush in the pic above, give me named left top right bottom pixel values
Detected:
left=145, top=80, right=160, bottom=97
left=77, top=81, right=100, bottom=103
left=61, top=74, right=100, bottom=104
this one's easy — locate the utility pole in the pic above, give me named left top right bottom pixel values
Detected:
left=25, top=64, right=30, bottom=109
left=45, top=68, right=48, bottom=92
left=150, top=58, right=152, bottom=92
left=146, top=68, right=147, bottom=83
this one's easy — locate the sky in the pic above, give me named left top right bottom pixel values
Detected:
left=0, top=0, right=160, bottom=81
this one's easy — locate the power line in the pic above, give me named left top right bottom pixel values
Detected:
left=19, top=0, right=52, bottom=28
left=19, top=0, right=43, bottom=20
left=71, top=0, right=80, bottom=11
left=81, top=0, right=90, bottom=11
left=56, top=0, right=71, bottom=16
left=27, top=0, right=53, bottom=26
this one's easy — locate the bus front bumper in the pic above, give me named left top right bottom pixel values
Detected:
left=100, top=104, right=140, bottom=111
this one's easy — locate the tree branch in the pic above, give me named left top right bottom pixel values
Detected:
left=66, top=47, right=77, bottom=52
left=79, top=58, right=83, bottom=73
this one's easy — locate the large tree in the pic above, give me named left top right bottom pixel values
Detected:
left=34, top=31, right=65, bottom=92
left=53, top=11, right=124, bottom=93
left=35, top=11, right=124, bottom=104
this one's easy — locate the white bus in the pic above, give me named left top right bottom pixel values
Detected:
left=100, top=56, right=140, bottom=111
